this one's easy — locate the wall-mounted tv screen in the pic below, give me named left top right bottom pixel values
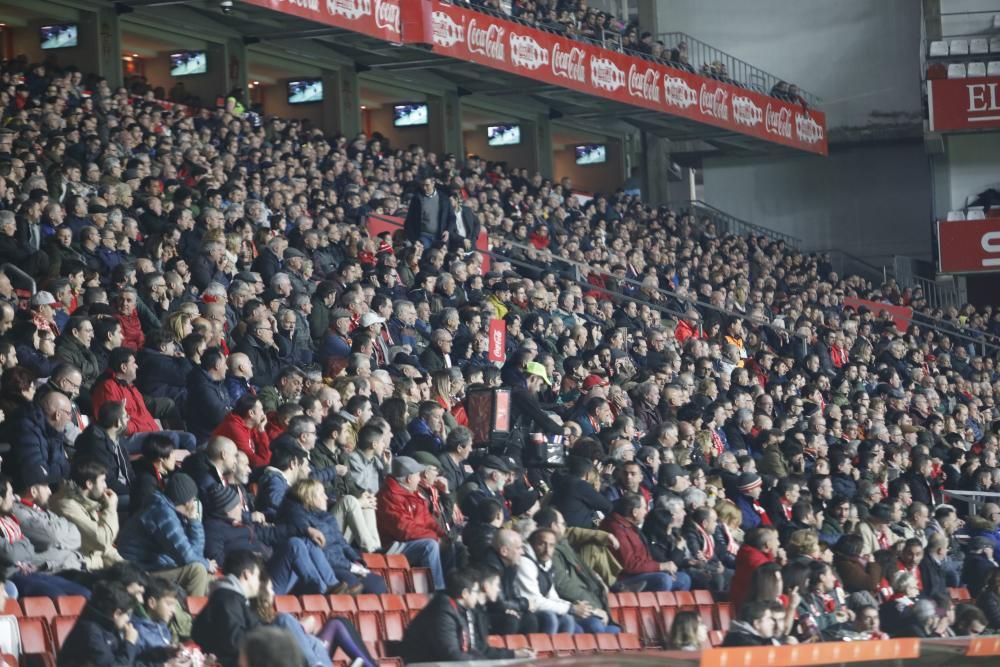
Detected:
left=393, top=103, right=428, bottom=127
left=575, top=143, right=607, bottom=165
left=487, top=124, right=521, bottom=147
left=288, top=79, right=323, bottom=104
left=40, top=24, right=78, bottom=50
left=170, top=51, right=207, bottom=77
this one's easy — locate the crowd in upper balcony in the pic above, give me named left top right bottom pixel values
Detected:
left=0, top=52, right=994, bottom=666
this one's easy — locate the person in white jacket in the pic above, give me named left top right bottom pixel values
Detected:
left=514, top=527, right=591, bottom=634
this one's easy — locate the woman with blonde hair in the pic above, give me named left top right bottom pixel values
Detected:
left=715, top=499, right=744, bottom=558
left=164, top=310, right=194, bottom=343
left=667, top=610, right=708, bottom=650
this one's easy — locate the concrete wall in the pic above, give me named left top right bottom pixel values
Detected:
left=654, top=0, right=923, bottom=129
left=261, top=82, right=324, bottom=130
left=931, top=133, right=1000, bottom=216
left=368, top=106, right=433, bottom=152
left=701, top=140, right=932, bottom=262
left=554, top=140, right=624, bottom=194
left=463, top=124, right=538, bottom=173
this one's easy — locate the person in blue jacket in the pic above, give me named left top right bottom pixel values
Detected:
left=255, top=445, right=311, bottom=521
left=183, top=347, right=233, bottom=444
left=131, top=576, right=180, bottom=664
left=7, top=391, right=72, bottom=490
left=57, top=580, right=140, bottom=667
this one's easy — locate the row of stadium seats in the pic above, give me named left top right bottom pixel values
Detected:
left=940, top=61, right=1000, bottom=78
left=945, top=208, right=998, bottom=221
left=929, top=37, right=1000, bottom=57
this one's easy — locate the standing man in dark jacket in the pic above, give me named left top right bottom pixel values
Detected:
left=57, top=580, right=140, bottom=667
left=400, top=568, right=532, bottom=663
left=184, top=347, right=232, bottom=444
left=404, top=177, right=453, bottom=248
left=550, top=456, right=613, bottom=529
left=191, top=549, right=263, bottom=667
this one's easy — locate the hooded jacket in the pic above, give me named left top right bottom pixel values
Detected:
left=192, top=575, right=261, bottom=667
left=58, top=603, right=140, bottom=666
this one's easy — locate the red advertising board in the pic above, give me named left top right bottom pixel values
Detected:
left=241, top=0, right=404, bottom=42
left=365, top=214, right=490, bottom=274
left=937, top=218, right=1000, bottom=274
left=842, top=297, right=914, bottom=331
left=928, top=77, right=1000, bottom=131
left=427, top=1, right=827, bottom=155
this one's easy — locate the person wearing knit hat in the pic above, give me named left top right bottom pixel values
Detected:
left=732, top=472, right=772, bottom=533
left=116, top=472, right=214, bottom=596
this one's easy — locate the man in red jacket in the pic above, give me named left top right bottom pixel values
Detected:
left=376, top=456, right=446, bottom=590
left=212, top=394, right=272, bottom=469
left=673, top=308, right=702, bottom=344
left=729, top=526, right=783, bottom=612
left=600, top=493, right=691, bottom=592
left=90, top=347, right=196, bottom=454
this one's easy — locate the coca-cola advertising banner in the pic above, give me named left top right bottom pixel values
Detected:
left=427, top=1, right=826, bottom=155
left=488, top=319, right=507, bottom=363
left=937, top=218, right=1000, bottom=274
left=928, top=78, right=1000, bottom=132
left=241, top=0, right=403, bottom=43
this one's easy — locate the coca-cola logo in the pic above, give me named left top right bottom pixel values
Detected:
left=795, top=112, right=824, bottom=144
left=374, top=0, right=399, bottom=33
left=285, top=0, right=320, bottom=11
left=627, top=64, right=660, bottom=103
left=551, top=43, right=585, bottom=83
left=764, top=104, right=792, bottom=138
left=699, top=84, right=729, bottom=121
left=509, top=33, right=548, bottom=70
left=590, top=56, right=624, bottom=92
left=731, top=95, right=762, bottom=127
left=432, top=10, right=464, bottom=48
left=327, top=0, right=370, bottom=20
left=467, top=18, right=505, bottom=62
left=663, top=75, right=697, bottom=109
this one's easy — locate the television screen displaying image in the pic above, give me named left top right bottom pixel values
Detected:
left=288, top=79, right=323, bottom=104
left=40, top=24, right=78, bottom=50
left=394, top=103, right=428, bottom=127
left=487, top=124, right=521, bottom=147
left=170, top=51, right=207, bottom=77
left=575, top=143, right=607, bottom=165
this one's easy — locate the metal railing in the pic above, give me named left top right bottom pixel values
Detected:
left=824, top=249, right=889, bottom=285
left=666, top=200, right=803, bottom=248
left=658, top=32, right=821, bottom=107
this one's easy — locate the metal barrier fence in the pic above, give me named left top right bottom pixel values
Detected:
left=665, top=200, right=803, bottom=248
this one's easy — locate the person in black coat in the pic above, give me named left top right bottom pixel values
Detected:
left=191, top=550, right=264, bottom=667
left=918, top=532, right=950, bottom=600
left=399, top=569, right=526, bottom=663
left=234, top=325, right=282, bottom=389
left=451, top=196, right=482, bottom=252
left=74, top=399, right=135, bottom=512
left=462, top=499, right=504, bottom=568
left=404, top=177, right=454, bottom=246
left=721, top=600, right=779, bottom=646
left=57, top=580, right=140, bottom=667
left=976, top=568, right=1000, bottom=629
left=183, top=349, right=233, bottom=444
left=550, top=457, right=613, bottom=529
left=136, top=333, right=192, bottom=404
left=961, top=537, right=998, bottom=598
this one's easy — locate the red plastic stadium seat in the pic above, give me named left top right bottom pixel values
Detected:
left=550, top=633, right=574, bottom=656
left=504, top=635, right=528, bottom=651
left=362, top=553, right=388, bottom=571
left=0, top=654, right=16, bottom=667
left=404, top=593, right=428, bottom=612
left=16, top=617, right=51, bottom=654
left=693, top=590, right=714, bottom=605
left=655, top=591, right=677, bottom=607
left=715, top=602, right=732, bottom=632
left=381, top=595, right=406, bottom=612
left=382, top=610, right=406, bottom=642
left=595, top=633, right=620, bottom=652
left=612, top=604, right=640, bottom=637
left=356, top=611, right=383, bottom=642
left=618, top=633, right=642, bottom=651
left=674, top=591, right=696, bottom=608
left=355, top=594, right=383, bottom=613
left=487, top=635, right=505, bottom=649
left=56, top=596, right=87, bottom=618
left=527, top=634, right=554, bottom=657
left=660, top=607, right=677, bottom=640
left=616, top=592, right=639, bottom=609
left=187, top=596, right=208, bottom=616
left=409, top=568, right=432, bottom=594
left=22, top=598, right=58, bottom=622
left=274, top=595, right=302, bottom=615
left=951, top=587, right=972, bottom=602
left=52, top=616, right=77, bottom=650
left=606, top=592, right=619, bottom=608
left=3, top=599, right=21, bottom=617
left=574, top=633, right=599, bottom=653
left=383, top=555, right=412, bottom=594
left=301, top=594, right=331, bottom=617
left=708, top=629, right=725, bottom=647
left=637, top=603, right=662, bottom=646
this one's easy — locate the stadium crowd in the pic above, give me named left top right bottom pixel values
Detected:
left=0, top=53, right=995, bottom=667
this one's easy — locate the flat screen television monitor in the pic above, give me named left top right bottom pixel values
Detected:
left=575, top=143, right=607, bottom=165
left=287, top=79, right=323, bottom=104
left=169, top=51, right=207, bottom=77
left=40, top=24, right=78, bottom=50
left=487, top=124, right=521, bottom=147
left=393, top=103, right=428, bottom=127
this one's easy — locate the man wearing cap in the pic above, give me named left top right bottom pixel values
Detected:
left=117, top=472, right=216, bottom=596
left=503, top=360, right=563, bottom=463
left=376, top=456, right=447, bottom=590
left=319, top=308, right=353, bottom=368
left=12, top=464, right=88, bottom=574
left=358, top=311, right=390, bottom=367
left=858, top=502, right=900, bottom=557
left=458, top=455, right=512, bottom=522
left=732, top=472, right=772, bottom=533
left=282, top=247, right=311, bottom=296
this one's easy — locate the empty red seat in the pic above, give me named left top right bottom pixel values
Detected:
left=274, top=595, right=302, bottom=614
left=504, top=635, right=528, bottom=650
left=381, top=594, right=406, bottom=612
left=715, top=602, right=732, bottom=632
left=383, top=555, right=412, bottom=594
left=356, top=611, right=383, bottom=642
left=674, top=591, right=696, bottom=608
left=612, top=604, right=640, bottom=637
left=551, top=633, right=575, bottom=656
left=3, top=598, right=21, bottom=617
left=382, top=610, right=406, bottom=642
left=404, top=593, right=428, bottom=612
left=595, top=633, right=620, bottom=652
left=56, top=596, right=87, bottom=618
left=22, top=597, right=58, bottom=621
left=328, top=594, right=358, bottom=619
left=17, top=617, right=51, bottom=654
left=409, top=568, right=431, bottom=593
left=52, top=616, right=77, bottom=650
left=527, top=634, right=553, bottom=657
left=693, top=590, right=713, bottom=605
left=655, top=591, right=677, bottom=607
left=618, top=633, right=642, bottom=651
left=573, top=633, right=598, bottom=653
left=301, top=594, right=331, bottom=616
left=487, top=635, right=505, bottom=649
left=355, top=594, right=383, bottom=613
left=187, top=596, right=208, bottom=615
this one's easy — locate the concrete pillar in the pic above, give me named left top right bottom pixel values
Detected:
left=636, top=0, right=662, bottom=36
left=429, top=90, right=462, bottom=157
left=536, top=115, right=553, bottom=178
left=923, top=0, right=942, bottom=42
left=328, top=66, right=361, bottom=138
left=93, top=7, right=123, bottom=89
left=225, top=38, right=248, bottom=97
left=641, top=131, right=670, bottom=205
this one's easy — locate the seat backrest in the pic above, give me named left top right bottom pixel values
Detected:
left=363, top=553, right=388, bottom=570
left=187, top=596, right=208, bottom=615
left=951, top=39, right=970, bottom=55
left=382, top=610, right=406, bottom=642
left=0, top=654, right=16, bottom=667
left=328, top=594, right=359, bottom=616
left=618, top=633, right=641, bottom=650
left=2, top=599, right=21, bottom=618
left=595, top=633, right=619, bottom=651
left=972, top=38, right=989, bottom=54
left=551, top=633, right=575, bottom=653
left=300, top=594, right=331, bottom=614
left=674, top=591, right=696, bottom=608
left=636, top=591, right=658, bottom=608
left=386, top=571, right=409, bottom=596
left=655, top=591, right=677, bottom=607
left=53, top=616, right=77, bottom=650
left=487, top=635, right=505, bottom=649
left=356, top=611, right=383, bottom=642
left=708, top=629, right=724, bottom=647
left=505, top=635, right=528, bottom=650
left=21, top=598, right=57, bottom=622
left=55, top=597, right=87, bottom=618
left=929, top=40, right=949, bottom=57
left=693, top=590, right=714, bottom=606
left=968, top=62, right=987, bottom=77
left=989, top=61, right=1000, bottom=76
left=948, top=63, right=968, bottom=79
left=616, top=592, right=639, bottom=609
left=273, top=595, right=302, bottom=614
left=408, top=568, right=431, bottom=593
left=384, top=554, right=410, bottom=570
left=16, top=618, right=49, bottom=654
left=381, top=594, right=407, bottom=612
left=404, top=593, right=428, bottom=611
left=527, top=633, right=554, bottom=653
left=574, top=633, right=598, bottom=652
left=355, top=594, right=383, bottom=612
left=715, top=602, right=733, bottom=632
